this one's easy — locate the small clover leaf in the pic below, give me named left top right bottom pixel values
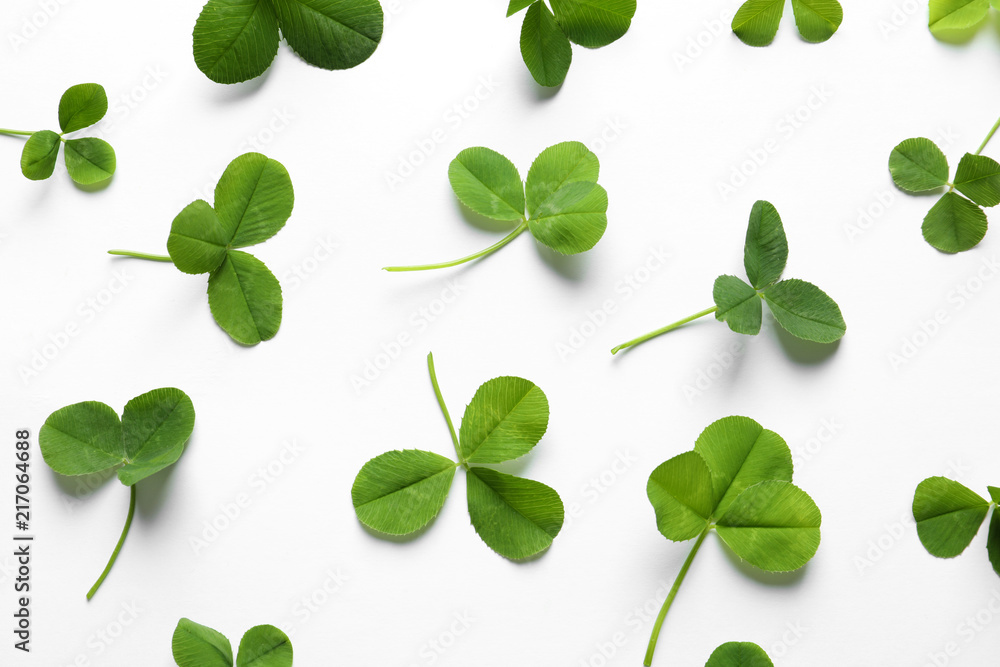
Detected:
left=706, top=642, right=774, bottom=667
left=913, top=476, right=999, bottom=576
left=642, top=416, right=821, bottom=666
left=732, top=0, right=843, bottom=47
left=193, top=0, right=383, bottom=84
left=2, top=83, right=116, bottom=186
left=39, top=388, right=195, bottom=599
left=109, top=153, right=293, bottom=345
left=507, top=0, right=636, bottom=87
left=384, top=142, right=608, bottom=272
left=352, top=353, right=564, bottom=560
left=173, top=619, right=293, bottom=667
left=613, top=200, right=845, bottom=354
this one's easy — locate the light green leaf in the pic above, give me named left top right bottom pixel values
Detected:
left=214, top=153, right=294, bottom=247
left=19, top=130, right=61, bottom=181
left=732, top=0, right=785, bottom=46
left=269, top=0, right=383, bottom=70
left=39, top=402, right=123, bottom=476
left=118, top=388, right=195, bottom=486
left=525, top=141, right=599, bottom=218
left=236, top=625, right=292, bottom=667
left=790, top=0, right=843, bottom=42
left=647, top=451, right=714, bottom=541
left=63, top=137, right=116, bottom=185
left=954, top=153, right=1000, bottom=208
left=762, top=278, right=846, bottom=343
left=520, top=1, right=573, bottom=88
left=167, top=200, right=230, bottom=275
left=172, top=618, right=234, bottom=667
left=508, top=0, right=537, bottom=16
left=528, top=181, right=608, bottom=254
left=929, top=0, right=990, bottom=33
left=448, top=147, right=526, bottom=221
left=716, top=480, right=822, bottom=572
left=706, top=642, right=774, bottom=667
left=458, top=376, right=549, bottom=464
left=193, top=0, right=280, bottom=84
left=743, top=200, right=787, bottom=289
left=713, top=275, right=763, bottom=336
left=913, top=476, right=990, bottom=558
left=207, top=250, right=283, bottom=345
left=921, top=191, right=988, bottom=253
left=889, top=138, right=950, bottom=193
left=58, top=83, right=108, bottom=133
left=549, top=0, right=636, bottom=48
left=988, top=510, right=1000, bottom=577
left=693, top=416, right=793, bottom=519
left=352, top=450, right=457, bottom=535
left=467, top=467, right=564, bottom=559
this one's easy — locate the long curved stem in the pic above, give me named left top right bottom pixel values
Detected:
left=612, top=306, right=718, bottom=355
left=644, top=528, right=710, bottom=666
left=427, top=352, right=464, bottom=465
left=383, top=221, right=528, bottom=272
left=87, top=485, right=136, bottom=600
left=107, top=249, right=173, bottom=263
left=0, top=129, right=36, bottom=137
left=976, top=115, right=1000, bottom=155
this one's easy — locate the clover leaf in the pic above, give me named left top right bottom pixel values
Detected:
left=352, top=352, right=563, bottom=560
left=929, top=0, right=999, bottom=36
left=507, top=0, right=636, bottom=87
left=732, top=0, right=843, bottom=46
left=642, top=416, right=821, bottom=666
left=613, top=200, right=845, bottom=354
left=193, top=0, right=383, bottom=84
left=706, top=642, right=774, bottom=667
left=384, top=142, right=608, bottom=272
left=913, top=476, right=1000, bottom=577
left=2, top=83, right=116, bottom=185
left=108, top=153, right=293, bottom=345
left=173, top=619, right=293, bottom=667
left=39, top=388, right=195, bottom=599
left=889, top=116, right=1000, bottom=253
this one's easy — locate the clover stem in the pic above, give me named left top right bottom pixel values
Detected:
left=87, top=485, right=136, bottom=601
left=383, top=221, right=529, bottom=272
left=107, top=249, right=173, bottom=263
left=644, top=527, right=710, bottom=667
left=976, top=115, right=1000, bottom=155
left=0, top=129, right=35, bottom=137
left=427, top=352, right=464, bottom=465
left=611, top=306, right=719, bottom=355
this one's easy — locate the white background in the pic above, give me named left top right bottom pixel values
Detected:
left=2, top=0, right=1000, bottom=665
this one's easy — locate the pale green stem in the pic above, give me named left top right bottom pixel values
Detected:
left=87, top=485, right=136, bottom=600
left=107, top=250, right=173, bottom=263
left=427, top=352, right=465, bottom=466
left=644, top=528, right=710, bottom=666
left=611, top=306, right=719, bottom=355
left=976, top=115, right=1000, bottom=155
left=0, top=129, right=36, bottom=137
left=383, top=221, right=529, bottom=272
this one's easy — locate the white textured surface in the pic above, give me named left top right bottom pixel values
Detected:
left=2, top=0, right=1000, bottom=665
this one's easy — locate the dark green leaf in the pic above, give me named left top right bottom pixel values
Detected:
left=458, top=376, right=549, bottom=464
left=508, top=0, right=537, bottom=16
left=525, top=141, right=599, bottom=218
left=790, top=0, right=843, bottom=42
left=913, top=476, right=990, bottom=558
left=172, top=618, right=234, bottom=667
left=732, top=0, right=785, bottom=46
left=207, top=250, right=283, bottom=345
left=954, top=153, right=1000, bottom=208
left=988, top=510, right=1000, bottom=577
left=214, top=153, right=294, bottom=247
left=19, top=130, right=61, bottom=181
left=762, top=278, right=846, bottom=343
left=58, top=83, right=108, bottom=133
left=713, top=275, right=763, bottom=336
left=236, top=625, right=292, bottom=667
left=269, top=0, right=383, bottom=70
left=549, top=0, right=636, bottom=48
left=520, top=1, right=573, bottom=87
left=193, top=0, right=280, bottom=84
left=743, top=200, right=787, bottom=289
left=889, top=138, right=950, bottom=193
left=448, top=147, right=526, bottom=221
left=706, top=642, right=774, bottom=667
left=921, top=191, right=988, bottom=253
left=467, top=467, right=564, bottom=559
left=119, top=388, right=195, bottom=486
left=39, top=402, right=123, bottom=476
left=167, top=200, right=230, bottom=275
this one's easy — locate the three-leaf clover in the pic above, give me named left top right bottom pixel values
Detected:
left=888, top=116, right=1000, bottom=253
left=384, top=142, right=608, bottom=272
left=173, top=619, right=292, bottom=667
left=1, top=83, right=116, bottom=185
left=642, top=416, right=821, bottom=666
left=109, top=153, right=293, bottom=345
left=929, top=0, right=1000, bottom=36
left=732, top=0, right=843, bottom=46
left=352, top=352, right=564, bottom=560
left=613, top=200, right=846, bottom=354
left=39, top=388, right=195, bottom=599
left=193, top=0, right=383, bottom=84
left=706, top=642, right=773, bottom=667
left=913, top=476, right=1000, bottom=577
left=506, top=0, right=636, bottom=87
